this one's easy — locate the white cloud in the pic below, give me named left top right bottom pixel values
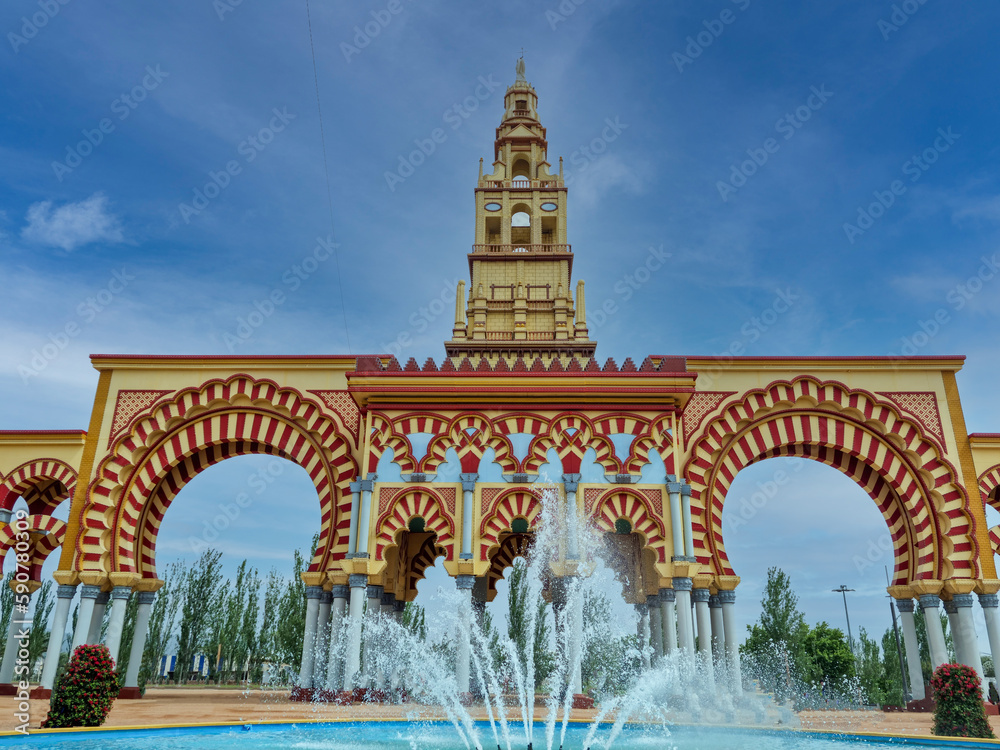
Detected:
left=21, top=192, right=124, bottom=251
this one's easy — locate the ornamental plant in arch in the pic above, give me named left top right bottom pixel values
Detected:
left=43, top=644, right=119, bottom=728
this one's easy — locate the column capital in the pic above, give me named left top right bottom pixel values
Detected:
left=349, top=481, right=361, bottom=493
left=459, top=473, right=479, bottom=492
left=562, top=473, right=582, bottom=492
left=137, top=591, right=156, bottom=605
left=320, top=590, right=334, bottom=604
left=951, top=593, right=975, bottom=608
left=357, top=478, right=375, bottom=492
left=634, top=602, right=648, bottom=614
left=380, top=591, right=395, bottom=606
left=646, top=593, right=660, bottom=606
left=80, top=584, right=102, bottom=600
left=708, top=594, right=722, bottom=609
left=348, top=574, right=368, bottom=589
left=305, top=585, right=323, bottom=600
left=0, top=509, right=11, bottom=524
left=692, top=588, right=710, bottom=603
left=918, top=593, right=942, bottom=609
left=94, top=590, right=110, bottom=605
left=979, top=593, right=999, bottom=609
left=659, top=587, right=675, bottom=602
left=680, top=483, right=692, bottom=498
left=366, top=584, right=383, bottom=599
left=455, top=574, right=475, bottom=590
left=331, top=584, right=350, bottom=599
left=718, top=590, right=736, bottom=605
left=943, top=600, right=958, bottom=615
left=672, top=577, right=692, bottom=592
left=56, top=584, right=78, bottom=599
left=110, top=586, right=132, bottom=601
left=895, top=598, right=915, bottom=613
left=666, top=482, right=681, bottom=494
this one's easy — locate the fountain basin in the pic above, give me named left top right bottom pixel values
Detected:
left=0, top=720, right=997, bottom=749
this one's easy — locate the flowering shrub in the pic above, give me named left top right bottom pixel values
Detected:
left=931, top=663, right=995, bottom=739
left=43, top=644, right=119, bottom=728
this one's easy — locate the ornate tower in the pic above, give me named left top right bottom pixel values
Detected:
left=445, top=59, right=596, bottom=365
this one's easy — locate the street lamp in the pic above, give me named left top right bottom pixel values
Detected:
left=832, top=585, right=856, bottom=658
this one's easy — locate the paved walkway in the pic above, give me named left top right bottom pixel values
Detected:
left=2, top=686, right=999, bottom=740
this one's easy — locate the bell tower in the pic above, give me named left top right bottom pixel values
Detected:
left=445, top=58, right=596, bottom=365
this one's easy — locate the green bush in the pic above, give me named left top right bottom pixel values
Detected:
left=931, top=663, right=995, bottom=739
left=43, top=644, right=119, bottom=728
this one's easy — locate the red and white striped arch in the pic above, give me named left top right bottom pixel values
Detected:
left=684, top=377, right=974, bottom=585
left=479, top=488, right=543, bottom=561
left=523, top=414, right=619, bottom=475
left=590, top=488, right=668, bottom=563
left=421, top=413, right=518, bottom=475
left=0, top=459, right=76, bottom=515
left=374, top=488, right=456, bottom=563
left=617, top=414, right=675, bottom=476
left=81, top=376, right=356, bottom=579
left=0, top=515, right=66, bottom=581
left=980, top=464, right=1000, bottom=557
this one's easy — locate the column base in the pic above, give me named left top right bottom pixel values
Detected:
left=28, top=687, right=51, bottom=700
left=0, top=684, right=18, bottom=696
left=571, top=693, right=594, bottom=709
left=289, top=686, right=314, bottom=702
left=118, top=687, right=143, bottom=700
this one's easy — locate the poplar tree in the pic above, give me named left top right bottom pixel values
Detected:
left=175, top=549, right=223, bottom=683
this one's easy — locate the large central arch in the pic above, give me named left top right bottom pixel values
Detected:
left=684, top=377, right=977, bottom=586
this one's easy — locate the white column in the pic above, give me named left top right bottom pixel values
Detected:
left=709, top=594, right=725, bottom=665
left=667, top=482, right=684, bottom=558
left=456, top=575, right=474, bottom=693
left=325, top=585, right=349, bottom=691
left=356, top=477, right=376, bottom=556
left=980, top=594, right=1000, bottom=701
left=298, top=585, right=322, bottom=689
left=459, top=474, right=478, bottom=559
left=949, top=594, right=986, bottom=695
left=563, top=474, right=582, bottom=559
left=103, top=586, right=132, bottom=665
left=40, top=585, right=76, bottom=690
left=568, top=580, right=583, bottom=694
left=346, top=481, right=362, bottom=555
left=719, top=590, right=742, bottom=694
left=681, top=484, right=695, bottom=559
left=896, top=598, right=925, bottom=701
left=343, top=575, right=367, bottom=691
left=636, top=603, right=651, bottom=670
left=673, top=577, right=695, bottom=656
left=365, top=584, right=383, bottom=687
left=123, top=591, right=156, bottom=689
left=693, top=588, right=715, bottom=686
left=0, top=588, right=31, bottom=684
left=312, top=590, right=332, bottom=688
left=660, top=588, right=678, bottom=654
left=87, top=590, right=110, bottom=645
left=70, top=584, right=102, bottom=651
left=919, top=594, right=948, bottom=670
left=648, top=594, right=663, bottom=660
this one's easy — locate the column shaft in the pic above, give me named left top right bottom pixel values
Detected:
left=346, top=483, right=361, bottom=554
left=343, top=576, right=367, bottom=690
left=87, top=591, right=110, bottom=645
left=648, top=596, right=663, bottom=659
left=124, top=591, right=156, bottom=688
left=949, top=595, right=986, bottom=695
left=0, top=593, right=30, bottom=683
left=312, top=591, right=332, bottom=688
left=709, top=596, right=725, bottom=664
left=456, top=575, right=474, bottom=693
left=298, top=586, right=322, bottom=688
left=667, top=484, right=684, bottom=556
left=693, top=589, right=715, bottom=685
left=70, top=585, right=101, bottom=652
left=460, top=474, right=477, bottom=559
left=636, top=603, right=651, bottom=670
left=356, top=478, right=375, bottom=555
left=681, top=485, right=695, bottom=559
left=659, top=588, right=678, bottom=653
left=325, top=587, right=349, bottom=691
left=40, top=586, right=76, bottom=690
left=673, top=579, right=695, bottom=656
left=103, top=587, right=132, bottom=665
left=896, top=600, right=925, bottom=701
left=919, top=595, right=948, bottom=670
left=720, top=591, right=742, bottom=694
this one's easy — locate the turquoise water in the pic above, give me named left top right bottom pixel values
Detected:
left=0, top=722, right=995, bottom=750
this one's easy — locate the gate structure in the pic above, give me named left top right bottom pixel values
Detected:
left=2, top=62, right=997, bottom=703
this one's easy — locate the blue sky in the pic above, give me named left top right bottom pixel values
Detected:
left=3, top=1, right=1000, bottom=652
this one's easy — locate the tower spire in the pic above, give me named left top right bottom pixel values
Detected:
left=444, top=66, right=596, bottom=366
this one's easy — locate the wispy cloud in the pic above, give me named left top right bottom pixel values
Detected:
left=21, top=193, right=124, bottom=251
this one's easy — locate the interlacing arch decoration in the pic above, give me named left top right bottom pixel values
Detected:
left=367, top=413, right=449, bottom=474
left=684, top=377, right=975, bottom=585
left=421, top=413, right=518, bottom=474
left=979, top=464, right=1000, bottom=556
left=0, top=459, right=77, bottom=515
left=0, top=516, right=66, bottom=581
left=606, top=413, right=675, bottom=476
left=523, top=413, right=619, bottom=475
left=590, top=488, right=668, bottom=563
left=374, top=488, right=456, bottom=563
left=82, top=375, right=356, bottom=579
left=479, top=488, right=542, bottom=561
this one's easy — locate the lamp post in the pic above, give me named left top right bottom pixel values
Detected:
left=832, top=585, right=856, bottom=659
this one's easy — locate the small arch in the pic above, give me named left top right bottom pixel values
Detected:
left=614, top=518, right=632, bottom=535
left=408, top=517, right=426, bottom=533
left=511, top=158, right=531, bottom=180
left=511, top=517, right=529, bottom=534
